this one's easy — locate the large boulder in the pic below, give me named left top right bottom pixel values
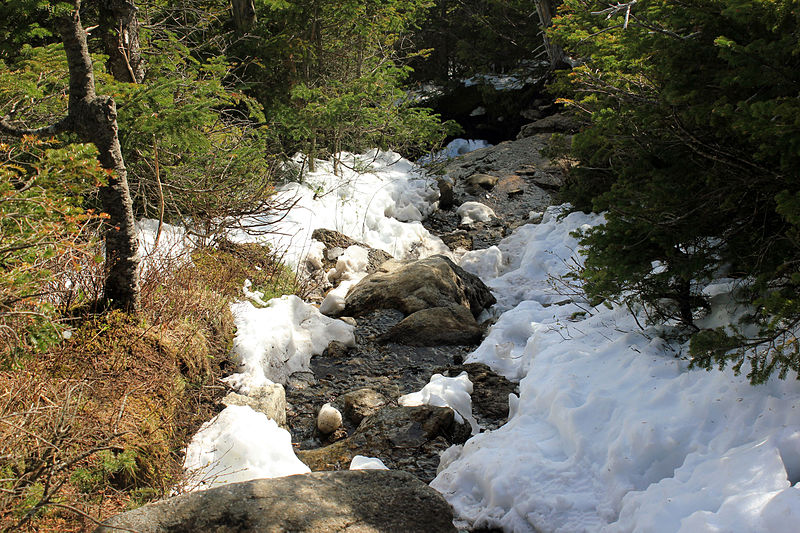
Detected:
left=379, top=305, right=483, bottom=346
left=340, top=255, right=495, bottom=319
left=95, top=470, right=456, bottom=533
left=297, top=405, right=469, bottom=483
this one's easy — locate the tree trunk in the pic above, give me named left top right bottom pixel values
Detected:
left=534, top=0, right=570, bottom=70
left=231, top=0, right=257, bottom=34
left=60, top=1, right=141, bottom=310
left=0, top=0, right=142, bottom=310
left=99, top=0, right=145, bottom=83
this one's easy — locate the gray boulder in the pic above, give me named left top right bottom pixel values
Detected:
left=380, top=305, right=483, bottom=346
left=340, top=255, right=495, bottom=319
left=95, top=470, right=456, bottom=533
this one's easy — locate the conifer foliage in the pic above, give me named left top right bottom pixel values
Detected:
left=552, top=0, right=800, bottom=382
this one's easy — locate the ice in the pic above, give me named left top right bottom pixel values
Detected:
left=432, top=204, right=800, bottom=532
left=399, top=372, right=479, bottom=435
left=224, top=295, right=355, bottom=391
left=183, top=405, right=310, bottom=491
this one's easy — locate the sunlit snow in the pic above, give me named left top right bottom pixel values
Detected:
left=432, top=205, right=800, bottom=532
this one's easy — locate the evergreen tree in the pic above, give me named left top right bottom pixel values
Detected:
left=233, top=0, right=454, bottom=167
left=1, top=0, right=141, bottom=310
left=551, top=0, right=800, bottom=382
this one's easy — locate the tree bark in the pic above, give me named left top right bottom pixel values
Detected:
left=534, top=0, right=570, bottom=70
left=231, top=0, right=257, bottom=34
left=2, top=0, right=141, bottom=310
left=99, top=0, right=145, bottom=83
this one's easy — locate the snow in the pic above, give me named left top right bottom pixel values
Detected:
left=185, top=150, right=450, bottom=486
left=136, top=218, right=193, bottom=274
left=431, top=204, right=800, bottom=532
left=183, top=405, right=310, bottom=491
left=224, top=295, right=355, bottom=391
left=418, top=138, right=492, bottom=165
left=350, top=455, right=389, bottom=470
left=464, top=74, right=532, bottom=91
left=399, top=372, right=480, bottom=435
left=182, top=144, right=800, bottom=532
left=319, top=245, right=370, bottom=316
left=230, top=150, right=450, bottom=269
left=457, top=201, right=496, bottom=225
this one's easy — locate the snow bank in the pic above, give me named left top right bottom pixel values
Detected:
left=231, top=150, right=449, bottom=268
left=183, top=405, right=309, bottom=491
left=400, top=372, right=479, bottom=435
left=433, top=204, right=800, bottom=532
left=225, top=295, right=355, bottom=391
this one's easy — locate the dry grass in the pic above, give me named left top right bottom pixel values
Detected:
left=0, top=239, right=294, bottom=532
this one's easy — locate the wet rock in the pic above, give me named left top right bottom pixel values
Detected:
left=297, top=405, right=467, bottom=483
left=380, top=305, right=483, bottom=347
left=439, top=229, right=473, bottom=251
left=495, top=175, right=525, bottom=197
left=465, top=173, right=499, bottom=194
left=95, top=470, right=457, bottom=533
left=339, top=316, right=357, bottom=327
left=436, top=176, right=455, bottom=209
left=517, top=113, right=580, bottom=138
left=341, top=255, right=495, bottom=319
left=431, top=135, right=560, bottom=249
left=222, top=384, right=287, bottom=427
left=323, top=340, right=351, bottom=358
left=287, top=371, right=317, bottom=390
left=342, top=389, right=387, bottom=425
left=311, top=229, right=393, bottom=274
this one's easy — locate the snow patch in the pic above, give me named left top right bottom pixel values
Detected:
left=230, top=150, right=449, bottom=268
left=399, top=372, right=479, bottom=435
left=350, top=455, right=389, bottom=470
left=457, top=201, right=496, bottom=225
left=225, top=295, right=355, bottom=390
left=183, top=405, right=309, bottom=491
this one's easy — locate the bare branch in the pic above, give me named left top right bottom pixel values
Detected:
left=0, top=115, right=72, bottom=137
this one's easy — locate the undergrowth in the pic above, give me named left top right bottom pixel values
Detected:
left=0, top=238, right=298, bottom=531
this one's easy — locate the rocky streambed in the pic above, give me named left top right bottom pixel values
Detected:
left=278, top=130, right=568, bottom=489
left=98, top=122, right=571, bottom=532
